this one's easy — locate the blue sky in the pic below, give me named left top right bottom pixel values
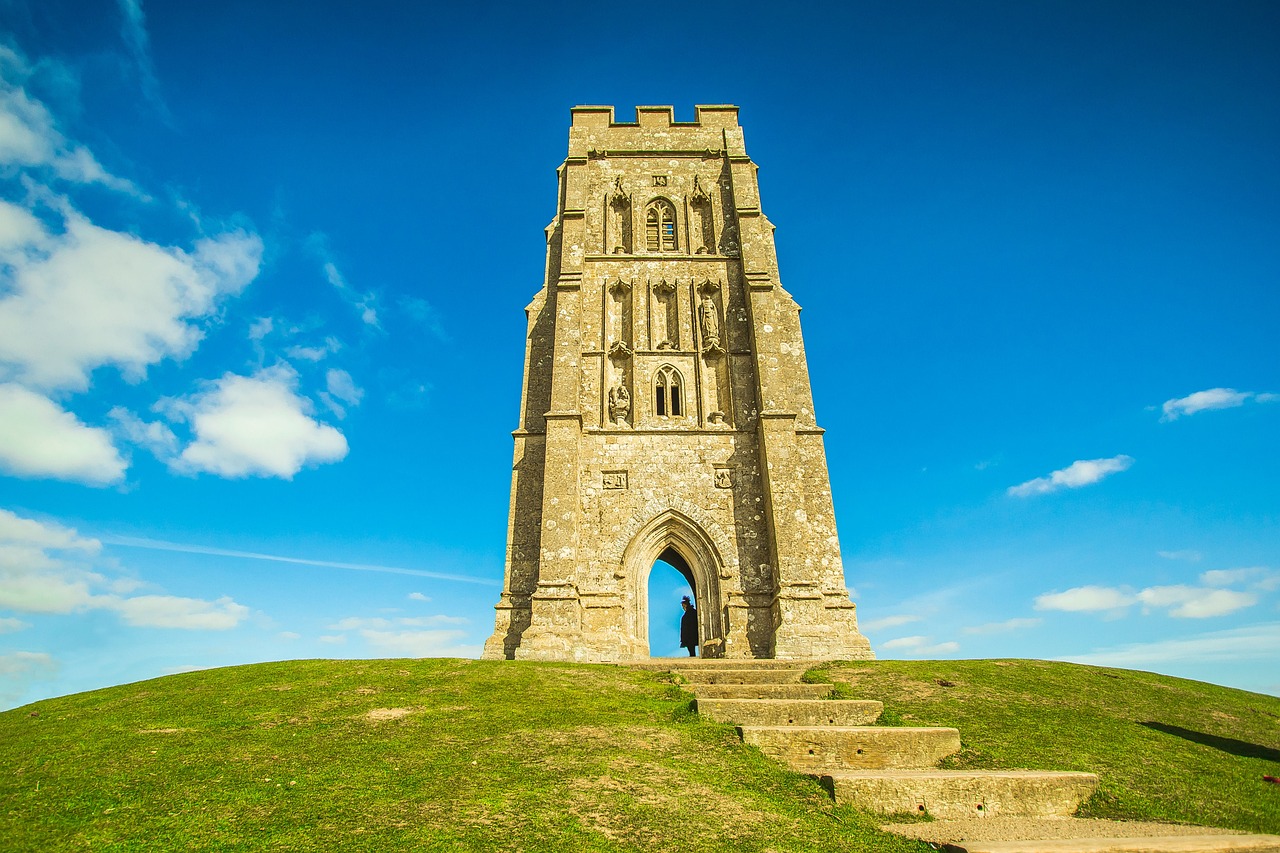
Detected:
left=1, top=0, right=1276, bottom=709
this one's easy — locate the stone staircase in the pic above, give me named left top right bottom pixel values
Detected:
left=636, top=659, right=1280, bottom=853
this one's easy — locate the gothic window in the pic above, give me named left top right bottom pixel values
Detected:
left=654, top=365, right=683, bottom=417
left=645, top=199, right=678, bottom=252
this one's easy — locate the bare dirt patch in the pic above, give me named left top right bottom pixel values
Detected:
left=364, top=707, right=415, bottom=722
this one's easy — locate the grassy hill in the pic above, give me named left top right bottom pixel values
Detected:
left=1, top=658, right=1276, bottom=852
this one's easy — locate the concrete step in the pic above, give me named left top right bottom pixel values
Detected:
left=688, top=683, right=834, bottom=700
left=696, top=698, right=882, bottom=726
left=883, top=818, right=1280, bottom=853
left=631, top=658, right=826, bottom=671
left=941, top=834, right=1280, bottom=852
left=738, top=724, right=961, bottom=772
left=822, top=769, right=1098, bottom=819
left=677, top=668, right=806, bottom=685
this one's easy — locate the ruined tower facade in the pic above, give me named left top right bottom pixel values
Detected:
left=482, top=105, right=872, bottom=662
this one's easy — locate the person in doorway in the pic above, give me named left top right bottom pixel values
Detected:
left=679, top=596, right=698, bottom=657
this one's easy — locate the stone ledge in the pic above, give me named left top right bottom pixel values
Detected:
left=738, top=724, right=961, bottom=772
left=696, top=698, right=882, bottom=727
left=823, top=769, right=1099, bottom=819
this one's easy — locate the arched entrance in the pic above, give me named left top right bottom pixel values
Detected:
left=646, top=551, right=696, bottom=657
left=623, top=509, right=726, bottom=658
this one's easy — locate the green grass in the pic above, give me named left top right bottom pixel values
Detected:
left=813, top=659, right=1280, bottom=834
left=0, top=659, right=927, bottom=852
left=3, top=658, right=1277, bottom=851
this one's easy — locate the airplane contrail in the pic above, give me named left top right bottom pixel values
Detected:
left=100, top=535, right=501, bottom=587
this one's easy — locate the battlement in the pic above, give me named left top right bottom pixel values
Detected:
left=570, top=105, right=740, bottom=130
left=567, top=105, right=748, bottom=159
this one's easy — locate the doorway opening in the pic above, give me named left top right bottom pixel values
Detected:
left=646, top=548, right=696, bottom=657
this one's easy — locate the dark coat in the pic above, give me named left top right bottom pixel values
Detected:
left=680, top=605, right=698, bottom=649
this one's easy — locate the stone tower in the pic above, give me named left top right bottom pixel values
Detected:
left=482, top=105, right=872, bottom=662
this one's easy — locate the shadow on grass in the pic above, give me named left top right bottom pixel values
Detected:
left=1140, top=721, right=1280, bottom=762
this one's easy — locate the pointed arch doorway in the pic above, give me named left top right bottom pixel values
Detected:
left=625, top=509, right=726, bottom=658
left=646, top=550, right=696, bottom=657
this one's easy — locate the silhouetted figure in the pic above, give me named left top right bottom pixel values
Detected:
left=680, top=596, right=698, bottom=657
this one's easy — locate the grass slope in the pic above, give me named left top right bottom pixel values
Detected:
left=2, top=659, right=1277, bottom=851
left=815, top=659, right=1280, bottom=834
left=1, top=659, right=923, bottom=853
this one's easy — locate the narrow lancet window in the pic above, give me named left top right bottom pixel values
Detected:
left=645, top=199, right=678, bottom=252
left=655, top=365, right=683, bottom=418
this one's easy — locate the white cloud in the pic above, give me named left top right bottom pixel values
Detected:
left=358, top=629, right=480, bottom=658
left=0, top=651, right=56, bottom=707
left=1037, top=581, right=1261, bottom=620
left=0, top=384, right=126, bottom=484
left=285, top=337, right=342, bottom=362
left=860, top=614, right=922, bottom=632
left=880, top=635, right=960, bottom=656
left=0, top=616, right=31, bottom=633
left=1008, top=455, right=1134, bottom=498
left=0, top=47, right=136, bottom=192
left=318, top=634, right=347, bottom=644
left=963, top=617, right=1042, bottom=635
left=279, top=631, right=301, bottom=640
left=0, top=507, right=248, bottom=628
left=1064, top=623, right=1280, bottom=667
left=107, top=594, right=250, bottom=629
left=248, top=317, right=275, bottom=341
left=1160, top=387, right=1255, bottom=421
left=325, top=369, right=363, bottom=407
left=108, top=406, right=179, bottom=458
left=1157, top=550, right=1202, bottom=563
left=320, top=368, right=363, bottom=418
left=1201, top=567, right=1279, bottom=591
left=1035, top=585, right=1136, bottom=613
left=163, top=365, right=348, bottom=479
left=0, top=206, right=262, bottom=391
left=1136, top=585, right=1257, bottom=618
left=330, top=615, right=467, bottom=631
left=408, top=592, right=431, bottom=602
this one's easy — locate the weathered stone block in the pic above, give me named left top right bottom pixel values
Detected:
left=822, top=769, right=1099, bottom=819
left=738, top=725, right=961, bottom=772
left=696, top=698, right=883, bottom=726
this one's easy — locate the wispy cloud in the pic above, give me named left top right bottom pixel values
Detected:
left=307, top=234, right=379, bottom=327
left=1201, top=567, right=1279, bottom=592
left=99, top=534, right=500, bottom=586
left=116, top=0, right=171, bottom=123
left=1036, top=582, right=1259, bottom=619
left=1157, top=549, right=1202, bottom=562
left=0, top=508, right=251, bottom=628
left=963, top=617, right=1042, bottom=635
left=1062, top=623, right=1280, bottom=667
left=860, top=614, right=922, bottom=632
left=880, top=635, right=960, bottom=656
left=1159, top=387, right=1277, bottom=422
left=1035, top=585, right=1135, bottom=613
left=1007, top=455, right=1133, bottom=498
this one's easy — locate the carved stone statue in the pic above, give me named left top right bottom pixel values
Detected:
left=699, top=293, right=720, bottom=349
left=608, top=384, right=631, bottom=425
